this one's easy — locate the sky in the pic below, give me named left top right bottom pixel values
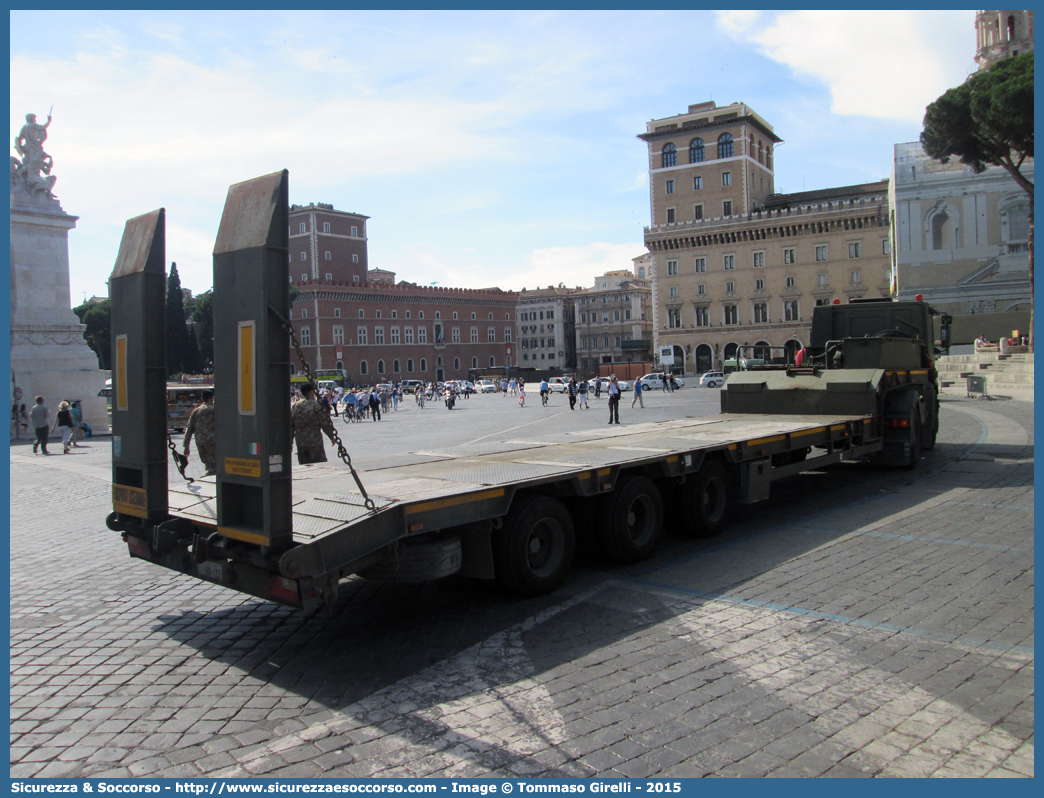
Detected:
left=10, top=9, right=979, bottom=305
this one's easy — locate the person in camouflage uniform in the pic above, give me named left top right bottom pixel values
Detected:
left=291, top=383, right=335, bottom=464
left=183, top=390, right=216, bottom=475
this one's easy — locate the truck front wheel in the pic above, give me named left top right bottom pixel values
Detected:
left=597, top=475, right=664, bottom=563
left=920, top=401, right=938, bottom=450
left=678, top=461, right=731, bottom=538
left=492, top=495, right=575, bottom=596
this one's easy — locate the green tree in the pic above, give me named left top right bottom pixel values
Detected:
left=921, top=51, right=1034, bottom=348
left=73, top=299, right=112, bottom=370
left=165, top=262, right=198, bottom=376
left=190, top=290, right=215, bottom=372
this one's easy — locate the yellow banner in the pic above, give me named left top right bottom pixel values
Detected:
left=113, top=483, right=148, bottom=517
left=238, top=321, right=255, bottom=415
left=115, top=335, right=128, bottom=411
left=224, top=457, right=261, bottom=478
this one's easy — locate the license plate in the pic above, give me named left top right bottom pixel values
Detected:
left=198, top=560, right=225, bottom=581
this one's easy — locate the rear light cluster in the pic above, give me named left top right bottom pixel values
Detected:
left=884, top=418, right=911, bottom=428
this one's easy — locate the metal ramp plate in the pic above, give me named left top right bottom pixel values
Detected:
left=433, top=461, right=579, bottom=486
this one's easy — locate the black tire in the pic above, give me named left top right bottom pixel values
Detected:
left=920, top=400, right=938, bottom=450
left=492, top=495, right=575, bottom=596
left=596, top=475, right=664, bottom=563
left=678, top=461, right=732, bottom=538
left=905, top=415, right=921, bottom=469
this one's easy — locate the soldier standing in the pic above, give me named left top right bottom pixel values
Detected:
left=291, top=383, right=336, bottom=464
left=183, top=390, right=216, bottom=475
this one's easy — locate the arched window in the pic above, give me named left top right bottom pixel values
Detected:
left=689, top=138, right=704, bottom=163
left=420, top=358, right=427, bottom=372
left=1007, top=14, right=1016, bottom=40
left=783, top=339, right=802, bottom=362
left=453, top=357, right=460, bottom=371
left=723, top=342, right=739, bottom=361
left=489, top=356, right=495, bottom=368
left=932, top=211, right=950, bottom=250
left=360, top=360, right=368, bottom=375
left=335, top=360, right=343, bottom=371
left=718, top=133, right=734, bottom=159
left=695, top=344, right=713, bottom=374
left=748, top=134, right=754, bottom=158
left=757, top=141, right=763, bottom=164
left=393, top=359, right=400, bottom=373
left=662, top=143, right=677, bottom=168
left=471, top=356, right=478, bottom=368
left=407, top=358, right=414, bottom=373
left=638, top=267, right=646, bottom=279
left=753, top=340, right=771, bottom=360
left=377, top=359, right=385, bottom=374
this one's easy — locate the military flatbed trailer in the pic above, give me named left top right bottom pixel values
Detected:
left=122, top=411, right=878, bottom=611
left=107, top=171, right=944, bottom=613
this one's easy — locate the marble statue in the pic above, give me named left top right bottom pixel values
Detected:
left=11, top=111, right=57, bottom=198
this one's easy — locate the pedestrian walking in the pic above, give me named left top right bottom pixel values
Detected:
left=29, top=396, right=50, bottom=454
left=595, top=378, right=602, bottom=399
left=370, top=388, right=382, bottom=421
left=19, top=403, right=29, bottom=436
left=291, top=383, right=336, bottom=464
left=69, top=401, right=84, bottom=446
left=568, top=378, right=577, bottom=410
left=52, top=401, right=74, bottom=454
left=577, top=379, right=588, bottom=409
left=607, top=375, right=621, bottom=425
left=518, top=380, right=526, bottom=407
left=183, top=390, right=216, bottom=475
left=661, top=372, right=668, bottom=392
left=631, top=378, right=644, bottom=409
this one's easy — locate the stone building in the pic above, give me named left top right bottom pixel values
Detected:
left=515, top=286, right=579, bottom=370
left=288, top=204, right=517, bottom=384
left=889, top=9, right=1033, bottom=340
left=975, top=9, right=1034, bottom=70
left=639, top=101, right=890, bottom=375
left=890, top=142, right=1031, bottom=318
left=573, top=266, right=652, bottom=375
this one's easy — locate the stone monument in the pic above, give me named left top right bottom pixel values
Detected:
left=10, top=112, right=110, bottom=433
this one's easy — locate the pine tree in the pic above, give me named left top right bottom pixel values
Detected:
left=165, top=262, right=192, bottom=376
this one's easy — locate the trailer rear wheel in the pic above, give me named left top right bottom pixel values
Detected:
left=678, top=462, right=731, bottom=538
left=596, top=475, right=664, bottom=563
left=492, top=495, right=575, bottom=596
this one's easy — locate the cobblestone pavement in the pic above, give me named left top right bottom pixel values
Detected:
left=9, top=391, right=1034, bottom=778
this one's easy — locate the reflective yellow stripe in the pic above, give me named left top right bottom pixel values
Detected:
left=729, top=444, right=738, bottom=450
left=219, top=526, right=270, bottom=546
left=792, top=427, right=826, bottom=438
left=749, top=434, right=786, bottom=446
left=407, top=487, right=505, bottom=515
left=666, top=455, right=679, bottom=462
left=830, top=424, right=846, bottom=431
left=577, top=472, right=591, bottom=480
left=597, top=468, right=611, bottom=476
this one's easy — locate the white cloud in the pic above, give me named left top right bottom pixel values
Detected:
left=511, top=242, right=646, bottom=291
left=716, top=10, right=976, bottom=122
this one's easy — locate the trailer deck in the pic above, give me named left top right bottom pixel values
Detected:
left=169, top=412, right=872, bottom=551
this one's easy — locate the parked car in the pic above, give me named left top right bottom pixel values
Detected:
left=476, top=379, right=498, bottom=393
left=399, top=379, right=423, bottom=394
left=547, top=377, right=569, bottom=393
left=699, top=371, right=726, bottom=388
left=586, top=377, right=630, bottom=393
left=637, top=373, right=686, bottom=390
